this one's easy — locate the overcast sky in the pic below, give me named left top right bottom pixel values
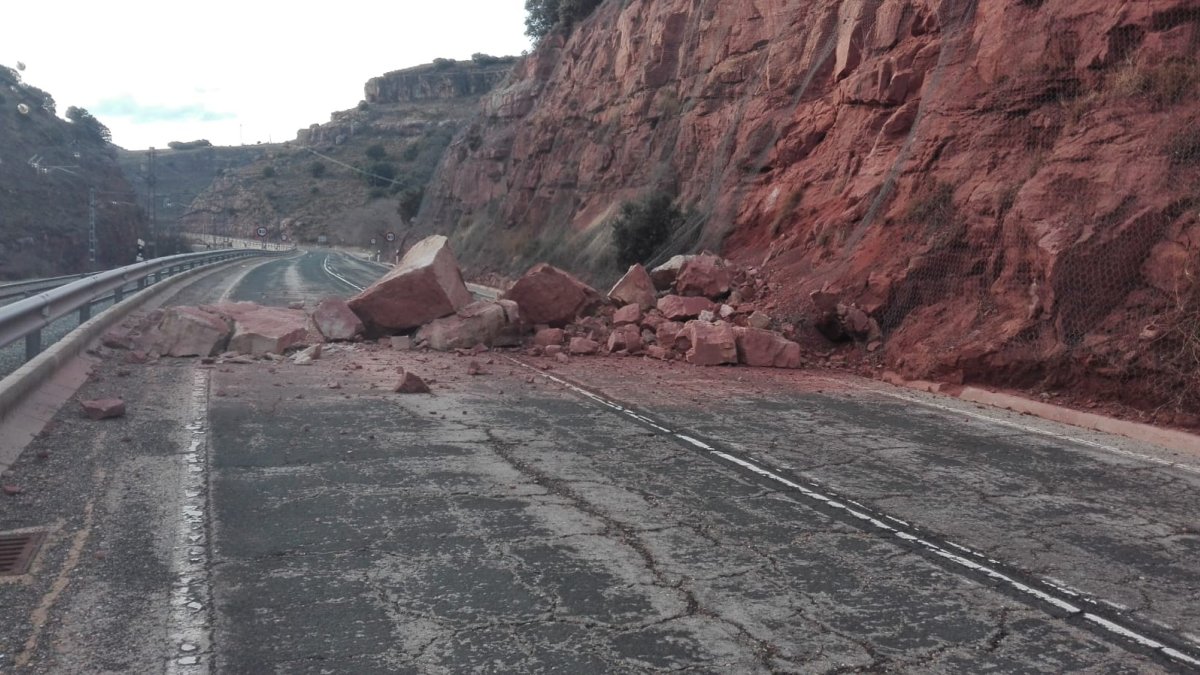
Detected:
left=1, top=0, right=533, bottom=150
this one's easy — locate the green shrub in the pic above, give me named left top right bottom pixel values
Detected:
left=401, top=143, right=420, bottom=162
left=365, top=143, right=387, bottom=161
left=261, top=165, right=276, bottom=179
left=610, top=193, right=682, bottom=268
left=309, top=161, right=326, bottom=178
left=365, top=162, right=396, bottom=187
left=525, top=0, right=603, bottom=39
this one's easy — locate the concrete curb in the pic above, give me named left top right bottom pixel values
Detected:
left=881, top=371, right=1200, bottom=455
left=0, top=257, right=259, bottom=425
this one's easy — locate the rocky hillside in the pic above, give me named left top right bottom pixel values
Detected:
left=419, top=0, right=1200, bottom=416
left=0, top=66, right=143, bottom=279
left=177, top=59, right=513, bottom=250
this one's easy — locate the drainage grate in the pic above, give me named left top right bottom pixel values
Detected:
left=0, top=531, right=46, bottom=576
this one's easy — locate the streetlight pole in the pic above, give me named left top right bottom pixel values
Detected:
left=88, top=188, right=97, bottom=268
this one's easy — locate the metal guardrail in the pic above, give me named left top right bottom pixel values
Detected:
left=0, top=248, right=283, bottom=362
left=0, top=273, right=90, bottom=304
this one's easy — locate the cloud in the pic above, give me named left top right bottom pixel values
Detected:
left=92, top=95, right=235, bottom=123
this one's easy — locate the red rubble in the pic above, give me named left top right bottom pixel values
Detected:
left=313, top=297, right=364, bottom=341
left=503, top=263, right=603, bottom=327
left=657, top=295, right=716, bottom=321
left=607, top=263, right=657, bottom=310
left=394, top=371, right=432, bottom=394
left=80, top=398, right=126, bottom=420
left=733, top=327, right=802, bottom=368
left=349, top=235, right=473, bottom=332
left=683, top=320, right=738, bottom=366
left=674, top=254, right=732, bottom=299
left=612, top=303, right=642, bottom=326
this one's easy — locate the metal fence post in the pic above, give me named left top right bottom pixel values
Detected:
left=25, top=331, right=41, bottom=360
left=79, top=302, right=91, bottom=323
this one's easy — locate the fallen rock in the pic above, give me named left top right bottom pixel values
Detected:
left=608, top=263, right=657, bottom=309
left=840, top=304, right=873, bottom=337
left=534, top=328, right=566, bottom=347
left=606, top=324, right=643, bottom=354
left=568, top=337, right=600, bottom=355
left=416, top=300, right=514, bottom=351
left=467, top=360, right=484, bottom=376
left=657, top=295, right=716, bottom=321
left=747, top=311, right=772, bottom=330
left=612, top=304, right=643, bottom=326
left=101, top=330, right=136, bottom=351
left=675, top=254, right=732, bottom=299
left=292, top=344, right=322, bottom=365
left=394, top=371, right=432, bottom=394
left=650, top=255, right=696, bottom=290
left=225, top=305, right=311, bottom=356
left=645, top=345, right=671, bottom=360
left=348, top=235, right=472, bottom=332
left=734, top=327, right=802, bottom=368
left=288, top=301, right=306, bottom=310
left=80, top=398, right=126, bottom=420
left=683, top=321, right=738, bottom=366
left=656, top=321, right=687, bottom=350
left=313, top=297, right=364, bottom=341
left=544, top=344, right=563, bottom=356
left=154, top=307, right=232, bottom=357
left=555, top=352, right=570, bottom=364
left=503, top=263, right=602, bottom=327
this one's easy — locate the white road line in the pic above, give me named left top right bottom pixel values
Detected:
left=506, top=356, right=1200, bottom=669
left=322, top=255, right=364, bottom=291
left=166, top=369, right=216, bottom=674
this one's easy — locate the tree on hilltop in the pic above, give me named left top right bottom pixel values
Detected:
left=65, top=106, right=111, bottom=143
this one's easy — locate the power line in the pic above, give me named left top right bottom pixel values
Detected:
left=302, top=146, right=404, bottom=186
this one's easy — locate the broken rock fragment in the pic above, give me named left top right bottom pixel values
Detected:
left=683, top=321, right=738, bottom=366
left=675, top=254, right=732, bottom=299
left=649, top=255, right=696, bottom=291
left=348, top=235, right=472, bottom=332
left=394, top=371, right=432, bottom=394
left=154, top=306, right=232, bottom=357
left=568, top=337, right=600, bottom=355
left=80, top=398, right=126, bottom=420
left=292, top=344, right=322, bottom=365
left=606, top=324, right=643, bottom=354
left=416, top=301, right=515, bottom=352
left=608, top=263, right=657, bottom=310
left=612, top=304, right=643, bottom=326
left=657, top=295, right=716, bottom=321
left=733, top=327, right=802, bottom=368
left=503, top=263, right=602, bottom=327
left=224, top=305, right=311, bottom=357
left=534, top=328, right=566, bottom=347
left=313, top=297, right=364, bottom=341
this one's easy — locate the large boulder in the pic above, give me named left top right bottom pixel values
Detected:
left=657, top=295, right=716, bottom=321
left=606, top=324, right=643, bottom=354
left=675, top=254, right=732, bottom=299
left=649, top=255, right=696, bottom=290
left=503, top=263, right=602, bottom=327
left=226, top=305, right=311, bottom=356
left=416, top=300, right=516, bottom=351
left=733, top=327, right=802, bottom=368
left=608, top=264, right=657, bottom=310
left=348, top=235, right=472, bottom=332
left=154, top=306, right=232, bottom=357
left=683, top=320, right=738, bottom=366
left=313, top=297, right=364, bottom=341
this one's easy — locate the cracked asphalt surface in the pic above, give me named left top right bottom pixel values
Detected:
left=1, top=251, right=1198, bottom=673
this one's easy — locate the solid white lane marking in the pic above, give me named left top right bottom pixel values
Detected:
left=166, top=369, right=215, bottom=674
left=322, top=255, right=364, bottom=292
left=506, top=356, right=1200, bottom=668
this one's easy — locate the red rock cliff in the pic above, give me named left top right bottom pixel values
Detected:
left=420, top=0, right=1200, bottom=414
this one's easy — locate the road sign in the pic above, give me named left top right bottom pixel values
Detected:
left=281, top=234, right=288, bottom=241
left=370, top=238, right=376, bottom=245
left=256, top=227, right=267, bottom=237
left=385, top=232, right=396, bottom=242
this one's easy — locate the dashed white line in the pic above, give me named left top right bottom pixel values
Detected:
left=507, top=356, right=1200, bottom=669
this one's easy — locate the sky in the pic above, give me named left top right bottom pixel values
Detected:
left=1, top=0, right=533, bottom=150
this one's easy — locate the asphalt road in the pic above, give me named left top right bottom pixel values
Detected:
left=1, top=252, right=1199, bottom=673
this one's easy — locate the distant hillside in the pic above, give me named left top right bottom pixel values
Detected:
left=177, top=58, right=514, bottom=251
left=0, top=65, right=144, bottom=279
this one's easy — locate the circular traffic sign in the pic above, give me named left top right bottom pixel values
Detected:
left=370, top=238, right=376, bottom=245
left=281, top=234, right=288, bottom=241
left=256, top=227, right=267, bottom=237
left=385, top=232, right=396, bottom=242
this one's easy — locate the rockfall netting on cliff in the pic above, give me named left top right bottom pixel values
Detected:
left=420, top=0, right=1200, bottom=420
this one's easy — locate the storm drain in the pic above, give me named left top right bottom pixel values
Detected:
left=0, top=531, right=46, bottom=576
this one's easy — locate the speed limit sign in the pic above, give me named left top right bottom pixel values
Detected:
left=256, top=227, right=267, bottom=237
left=385, top=232, right=396, bottom=242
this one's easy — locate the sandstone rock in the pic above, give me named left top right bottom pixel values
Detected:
left=544, top=344, right=563, bottom=356
left=503, top=263, right=602, bottom=327
left=467, top=360, right=484, bottom=376
left=645, top=345, right=670, bottom=360
left=394, top=371, right=431, bottom=394
left=719, top=304, right=735, bottom=319
left=608, top=263, right=657, bottom=309
left=155, top=306, right=232, bottom=357
left=839, top=304, right=873, bottom=338
left=698, top=309, right=716, bottom=322
left=288, top=301, right=305, bottom=310
left=656, top=321, right=687, bottom=350
left=675, top=254, right=732, bottom=299
left=657, top=295, right=716, bottom=321
left=568, top=337, right=600, bottom=355
left=641, top=311, right=666, bottom=331
left=683, top=321, right=737, bottom=366
left=641, top=328, right=657, bottom=345
left=80, top=398, right=126, bottom=420
left=101, top=330, right=136, bottom=351
left=747, top=311, right=772, bottom=330
left=348, top=235, right=472, bottom=332
left=650, top=255, right=696, bottom=290
left=534, top=328, right=566, bottom=347
left=734, top=327, right=802, bottom=368
left=292, top=344, right=322, bottom=365
left=606, top=324, right=643, bottom=354
left=313, top=297, right=364, bottom=341
left=555, top=352, right=570, bottom=364
left=612, top=304, right=643, bottom=326
left=226, top=306, right=311, bottom=357
left=417, top=300, right=514, bottom=351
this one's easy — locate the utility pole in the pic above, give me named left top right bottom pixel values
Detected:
left=88, top=187, right=97, bottom=268
left=147, top=147, right=157, bottom=258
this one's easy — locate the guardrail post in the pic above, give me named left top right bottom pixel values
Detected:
left=79, top=302, right=91, bottom=323
left=137, top=276, right=146, bottom=290
left=25, top=331, right=41, bottom=360
left=114, top=284, right=124, bottom=303
left=155, top=269, right=163, bottom=283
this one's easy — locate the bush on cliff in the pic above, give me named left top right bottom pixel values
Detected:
left=524, top=0, right=603, bottom=39
left=610, top=193, right=682, bottom=268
